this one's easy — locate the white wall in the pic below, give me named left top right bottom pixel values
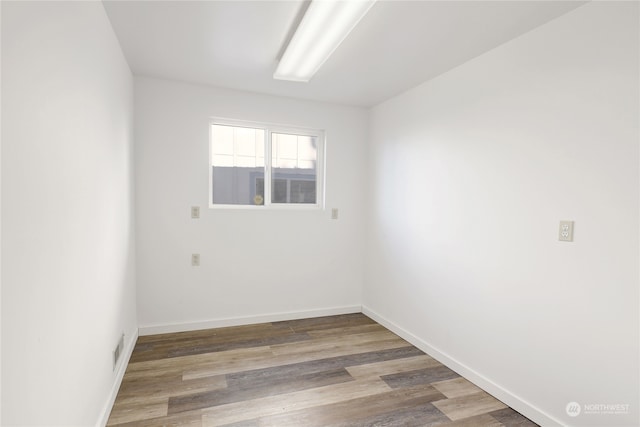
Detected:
left=135, top=77, right=367, bottom=332
left=365, top=2, right=638, bottom=426
left=0, top=1, right=3, bottom=423
left=1, top=2, right=137, bottom=426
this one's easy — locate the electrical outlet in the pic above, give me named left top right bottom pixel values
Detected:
left=331, top=208, right=339, bottom=220
left=191, top=206, right=200, bottom=219
left=559, top=220, right=574, bottom=242
left=191, top=253, right=200, bottom=266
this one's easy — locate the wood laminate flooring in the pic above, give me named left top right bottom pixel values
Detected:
left=107, top=314, right=538, bottom=427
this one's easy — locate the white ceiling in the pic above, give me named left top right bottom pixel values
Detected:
left=103, top=1, right=584, bottom=107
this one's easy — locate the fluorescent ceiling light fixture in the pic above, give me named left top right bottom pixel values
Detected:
left=274, top=0, right=376, bottom=82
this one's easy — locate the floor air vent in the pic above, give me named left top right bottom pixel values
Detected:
left=113, top=333, right=124, bottom=371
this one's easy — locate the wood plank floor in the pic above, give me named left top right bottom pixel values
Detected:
left=107, top=314, right=538, bottom=427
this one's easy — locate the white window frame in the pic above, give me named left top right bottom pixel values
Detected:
left=209, top=118, right=326, bottom=210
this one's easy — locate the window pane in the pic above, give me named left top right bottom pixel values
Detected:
left=290, top=180, right=316, bottom=203
left=271, top=132, right=317, bottom=204
left=211, top=125, right=234, bottom=157
left=254, top=178, right=265, bottom=205
left=273, top=133, right=298, bottom=168
left=272, top=179, right=288, bottom=203
left=211, top=124, right=265, bottom=205
left=297, top=136, right=316, bottom=160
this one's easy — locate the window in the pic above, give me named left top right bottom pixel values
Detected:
left=210, top=120, right=324, bottom=208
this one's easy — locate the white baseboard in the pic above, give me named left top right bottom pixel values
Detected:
left=361, top=305, right=563, bottom=427
left=96, top=328, right=139, bottom=427
left=138, top=305, right=362, bottom=336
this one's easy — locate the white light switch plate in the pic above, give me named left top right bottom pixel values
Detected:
left=331, top=208, right=339, bottom=220
left=191, top=253, right=200, bottom=266
left=559, top=220, right=574, bottom=242
left=191, top=206, right=200, bottom=219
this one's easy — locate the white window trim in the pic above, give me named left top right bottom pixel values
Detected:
left=209, top=118, right=326, bottom=210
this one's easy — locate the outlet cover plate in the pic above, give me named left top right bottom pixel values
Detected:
left=191, top=253, right=200, bottom=266
left=559, top=220, right=574, bottom=242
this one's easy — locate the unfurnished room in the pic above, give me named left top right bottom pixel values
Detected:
left=1, top=1, right=638, bottom=426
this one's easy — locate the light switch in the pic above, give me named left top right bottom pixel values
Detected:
left=559, top=220, right=574, bottom=242
left=331, top=208, right=339, bottom=220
